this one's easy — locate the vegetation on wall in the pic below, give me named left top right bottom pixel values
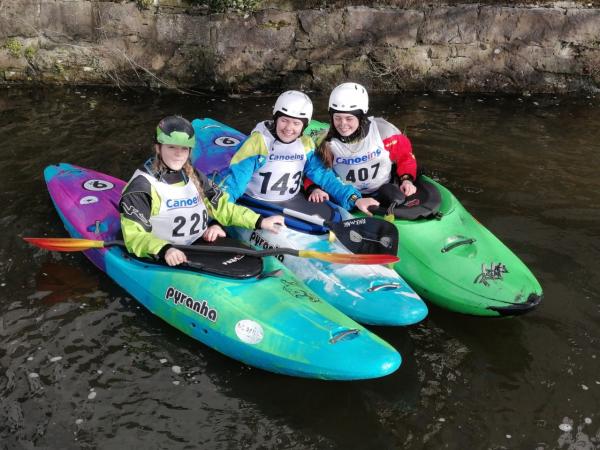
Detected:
left=191, top=0, right=262, bottom=12
left=3, top=38, right=23, bottom=58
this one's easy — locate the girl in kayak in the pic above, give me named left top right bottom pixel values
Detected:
left=222, top=90, right=378, bottom=216
left=307, top=82, right=417, bottom=206
left=120, top=115, right=284, bottom=266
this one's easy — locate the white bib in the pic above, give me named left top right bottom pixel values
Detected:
left=329, top=117, right=392, bottom=194
left=245, top=122, right=306, bottom=202
left=133, top=169, right=209, bottom=245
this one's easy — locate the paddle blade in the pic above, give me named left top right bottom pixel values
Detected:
left=329, top=217, right=399, bottom=256
left=298, top=250, right=399, bottom=265
left=23, top=237, right=105, bottom=252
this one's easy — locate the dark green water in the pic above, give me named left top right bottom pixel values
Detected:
left=0, top=87, right=599, bottom=449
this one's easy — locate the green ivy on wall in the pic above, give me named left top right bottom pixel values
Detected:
left=201, top=0, right=261, bottom=13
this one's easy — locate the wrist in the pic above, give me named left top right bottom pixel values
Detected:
left=158, top=244, right=173, bottom=260
left=349, top=194, right=360, bottom=206
left=254, top=215, right=264, bottom=230
left=305, top=184, right=319, bottom=196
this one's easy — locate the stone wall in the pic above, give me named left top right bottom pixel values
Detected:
left=1, top=0, right=599, bottom=93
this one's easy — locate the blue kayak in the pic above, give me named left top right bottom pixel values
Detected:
left=191, top=118, right=428, bottom=326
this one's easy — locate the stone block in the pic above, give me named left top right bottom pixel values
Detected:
left=40, top=0, right=94, bottom=41
left=343, top=7, right=421, bottom=48
left=0, top=0, right=44, bottom=38
left=419, top=6, right=479, bottom=45
left=297, top=10, right=344, bottom=47
left=563, top=9, right=600, bottom=45
left=478, top=6, right=567, bottom=46
left=95, top=2, right=155, bottom=41
left=214, top=13, right=295, bottom=52
left=156, top=13, right=211, bottom=45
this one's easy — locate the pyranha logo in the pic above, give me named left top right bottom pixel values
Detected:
left=165, top=287, right=218, bottom=322
left=473, top=262, right=509, bottom=286
left=249, top=231, right=284, bottom=262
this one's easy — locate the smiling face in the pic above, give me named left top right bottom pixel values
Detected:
left=275, top=116, right=304, bottom=143
left=156, top=144, right=191, bottom=171
left=332, top=113, right=360, bottom=137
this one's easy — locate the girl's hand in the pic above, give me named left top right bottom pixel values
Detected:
left=308, top=188, right=329, bottom=203
left=355, top=197, right=379, bottom=216
left=261, top=215, right=285, bottom=233
left=400, top=180, right=417, bottom=196
left=165, top=247, right=188, bottom=266
left=202, top=224, right=226, bottom=242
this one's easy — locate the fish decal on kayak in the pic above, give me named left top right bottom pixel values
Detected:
left=474, top=262, right=509, bottom=287
left=165, top=286, right=218, bottom=322
left=280, top=279, right=321, bottom=303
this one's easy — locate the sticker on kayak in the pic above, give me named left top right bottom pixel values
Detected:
left=83, top=179, right=114, bottom=191
left=80, top=195, right=99, bottom=205
left=280, top=278, right=321, bottom=303
left=474, top=262, right=508, bottom=286
left=214, top=136, right=240, bottom=147
left=235, top=320, right=264, bottom=345
left=164, top=287, right=218, bottom=322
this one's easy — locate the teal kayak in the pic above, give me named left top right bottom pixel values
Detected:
left=42, top=163, right=402, bottom=379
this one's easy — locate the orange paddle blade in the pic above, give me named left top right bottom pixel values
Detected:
left=23, top=237, right=105, bottom=252
left=298, top=250, right=398, bottom=265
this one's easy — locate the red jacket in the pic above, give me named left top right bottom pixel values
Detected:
left=375, top=117, right=417, bottom=181
left=305, top=117, right=417, bottom=192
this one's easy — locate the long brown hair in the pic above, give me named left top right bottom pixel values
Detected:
left=315, top=112, right=370, bottom=168
left=315, top=130, right=336, bottom=168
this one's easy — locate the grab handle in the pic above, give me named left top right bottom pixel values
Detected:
left=441, top=238, right=476, bottom=253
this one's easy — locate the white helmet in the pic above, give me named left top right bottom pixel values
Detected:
left=273, top=90, right=313, bottom=122
left=328, top=82, right=369, bottom=114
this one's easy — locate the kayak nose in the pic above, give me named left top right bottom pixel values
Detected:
left=487, top=292, right=543, bottom=316
left=318, top=328, right=402, bottom=379
left=352, top=283, right=428, bottom=326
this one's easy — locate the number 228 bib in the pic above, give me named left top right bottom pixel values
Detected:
left=134, top=170, right=208, bottom=245
left=245, top=122, right=306, bottom=202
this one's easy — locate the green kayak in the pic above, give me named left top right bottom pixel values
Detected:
left=305, top=121, right=542, bottom=316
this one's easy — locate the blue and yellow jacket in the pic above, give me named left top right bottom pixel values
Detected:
left=223, top=121, right=360, bottom=210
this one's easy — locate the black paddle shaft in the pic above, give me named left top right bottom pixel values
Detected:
left=106, top=240, right=300, bottom=258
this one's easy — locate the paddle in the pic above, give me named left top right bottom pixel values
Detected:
left=238, top=196, right=399, bottom=256
left=23, top=237, right=399, bottom=265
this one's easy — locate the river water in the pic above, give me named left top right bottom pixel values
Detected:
left=0, top=87, right=598, bottom=449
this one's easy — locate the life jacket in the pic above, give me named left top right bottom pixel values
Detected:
left=329, top=117, right=393, bottom=194
left=130, top=168, right=208, bottom=245
left=245, top=121, right=306, bottom=202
